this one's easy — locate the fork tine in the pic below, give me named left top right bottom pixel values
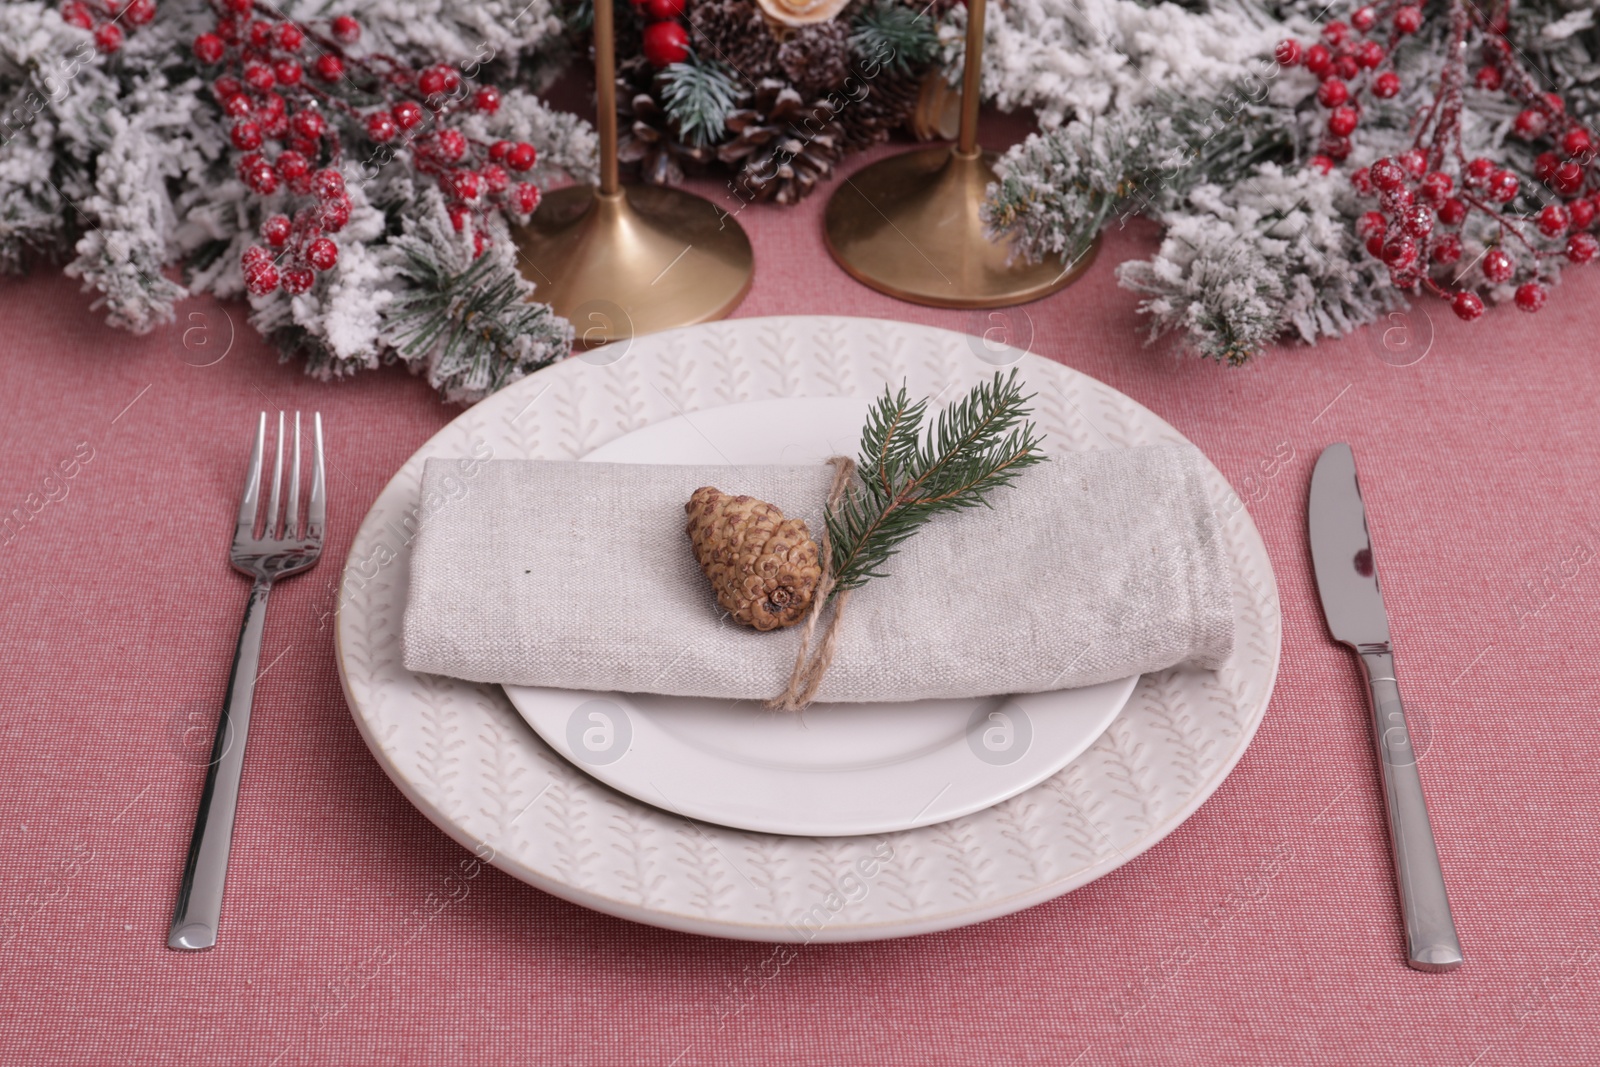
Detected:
left=307, top=412, right=326, bottom=542
left=237, top=413, right=266, bottom=536
left=285, top=412, right=302, bottom=540
left=266, top=411, right=285, bottom=539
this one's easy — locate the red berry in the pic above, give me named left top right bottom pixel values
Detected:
left=1514, top=109, right=1548, bottom=139
left=1474, top=66, right=1502, bottom=91
left=235, top=152, right=265, bottom=180
left=262, top=214, right=292, bottom=246
left=1402, top=205, right=1434, bottom=238
left=473, top=87, right=501, bottom=115
left=647, top=0, right=687, bottom=16
left=1394, top=5, right=1422, bottom=34
left=1355, top=41, right=1384, bottom=70
left=94, top=23, right=123, bottom=53
left=286, top=135, right=319, bottom=159
left=244, top=62, right=275, bottom=93
left=282, top=267, right=314, bottom=295
left=1350, top=167, right=1374, bottom=195
left=1436, top=197, right=1468, bottom=226
left=1382, top=235, right=1418, bottom=270
left=1514, top=282, right=1547, bottom=312
left=1398, top=150, right=1427, bottom=178
left=1327, top=107, right=1359, bottom=137
left=1420, top=171, right=1453, bottom=203
left=223, top=93, right=253, bottom=118
left=1321, top=21, right=1349, bottom=45
left=513, top=182, right=541, bottom=214
left=275, top=61, right=302, bottom=86
left=1275, top=40, right=1301, bottom=66
left=1482, top=247, right=1514, bottom=283
left=276, top=23, right=304, bottom=51
left=290, top=110, right=326, bottom=141
left=418, top=67, right=448, bottom=96
left=194, top=33, right=225, bottom=64
left=276, top=150, right=309, bottom=182
left=1465, top=157, right=1496, bottom=186
left=331, top=15, right=361, bottom=44
left=320, top=195, right=351, bottom=232
left=447, top=203, right=471, bottom=231
left=506, top=142, right=537, bottom=172
left=1567, top=232, right=1599, bottom=263
left=1488, top=170, right=1520, bottom=202
left=1310, top=155, right=1336, bottom=175
left=435, top=129, right=467, bottom=162
left=245, top=262, right=280, bottom=296
left=393, top=101, right=424, bottom=130
left=231, top=121, right=263, bottom=150
left=306, top=237, right=339, bottom=271
left=489, top=140, right=513, bottom=163
left=1381, top=187, right=1415, bottom=213
left=442, top=169, right=481, bottom=202
left=1334, top=55, right=1359, bottom=81
left=1351, top=6, right=1376, bottom=31
left=242, top=244, right=272, bottom=266
left=1562, top=128, right=1593, bottom=158
left=213, top=76, right=242, bottom=100
left=1554, top=161, right=1585, bottom=196
left=311, top=168, right=344, bottom=199
left=1538, top=204, right=1570, bottom=237
left=1370, top=157, right=1406, bottom=192
left=366, top=111, right=398, bottom=143
left=641, top=20, right=690, bottom=68
left=1451, top=291, right=1484, bottom=321
left=1544, top=93, right=1566, bottom=116
left=472, top=230, right=491, bottom=258
left=314, top=54, right=344, bottom=82
left=224, top=0, right=251, bottom=12
left=1570, top=198, right=1596, bottom=230
left=1316, top=79, right=1349, bottom=109
left=1324, top=136, right=1352, bottom=162
left=1373, top=72, right=1401, bottom=99
left=1365, top=234, right=1385, bottom=258
left=1305, top=44, right=1332, bottom=77
left=1432, top=234, right=1462, bottom=264
left=481, top=164, right=509, bottom=194
left=248, top=19, right=273, bottom=48
left=1357, top=211, right=1387, bottom=240
left=244, top=160, right=279, bottom=195
left=60, top=1, right=92, bottom=29
left=217, top=14, right=241, bottom=40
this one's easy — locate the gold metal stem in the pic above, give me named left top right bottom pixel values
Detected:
left=594, top=0, right=618, bottom=196
left=957, top=0, right=984, bottom=158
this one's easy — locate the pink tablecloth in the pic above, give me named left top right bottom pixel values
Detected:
left=2, top=125, right=1598, bottom=1066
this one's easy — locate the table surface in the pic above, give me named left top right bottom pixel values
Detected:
left=2, top=118, right=1599, bottom=1066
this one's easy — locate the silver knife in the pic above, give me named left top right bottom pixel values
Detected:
left=1308, top=442, right=1463, bottom=972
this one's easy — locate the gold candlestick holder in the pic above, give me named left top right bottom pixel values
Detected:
left=512, top=0, right=753, bottom=346
left=823, top=0, right=1096, bottom=309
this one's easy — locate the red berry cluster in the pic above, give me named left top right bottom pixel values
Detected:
left=1281, top=1, right=1595, bottom=321
left=1275, top=5, right=1422, bottom=172
left=191, top=1, right=544, bottom=296
left=631, top=0, right=690, bottom=68
left=60, top=0, right=157, bottom=54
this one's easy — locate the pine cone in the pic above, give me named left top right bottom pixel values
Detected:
left=776, top=22, right=851, bottom=96
left=719, top=79, right=843, bottom=205
left=835, top=69, right=920, bottom=150
left=685, top=486, right=822, bottom=631
left=617, top=82, right=714, bottom=186
left=690, top=0, right=781, bottom=80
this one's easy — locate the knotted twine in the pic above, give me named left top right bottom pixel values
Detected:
left=766, top=455, right=857, bottom=712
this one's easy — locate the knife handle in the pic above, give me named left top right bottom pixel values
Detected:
left=1358, top=650, right=1464, bottom=972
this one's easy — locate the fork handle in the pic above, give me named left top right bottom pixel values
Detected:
left=168, top=577, right=272, bottom=951
left=1359, top=650, right=1463, bottom=972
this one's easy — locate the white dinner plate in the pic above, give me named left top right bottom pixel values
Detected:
left=335, top=315, right=1281, bottom=942
left=501, top=395, right=1138, bottom=837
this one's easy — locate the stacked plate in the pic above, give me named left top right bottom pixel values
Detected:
left=335, top=316, right=1281, bottom=941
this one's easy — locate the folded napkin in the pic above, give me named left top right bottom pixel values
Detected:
left=402, top=446, right=1235, bottom=703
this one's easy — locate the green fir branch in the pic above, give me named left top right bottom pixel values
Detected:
left=849, top=0, right=940, bottom=76
left=658, top=54, right=740, bottom=147
left=826, top=370, right=1046, bottom=596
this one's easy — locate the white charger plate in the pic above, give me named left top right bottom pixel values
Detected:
left=334, top=315, right=1281, bottom=942
left=501, top=395, right=1138, bottom=837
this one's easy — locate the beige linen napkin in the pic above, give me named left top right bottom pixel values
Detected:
left=401, top=446, right=1234, bottom=702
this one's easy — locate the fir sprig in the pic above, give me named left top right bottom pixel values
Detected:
left=826, top=370, right=1046, bottom=596
left=658, top=54, right=740, bottom=147
left=849, top=0, right=940, bottom=76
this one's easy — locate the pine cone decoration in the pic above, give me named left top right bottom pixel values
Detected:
left=617, top=83, right=713, bottom=186
left=685, top=487, right=822, bottom=631
left=690, top=0, right=781, bottom=80
left=720, top=79, right=843, bottom=205
left=835, top=70, right=921, bottom=150
left=776, top=22, right=851, bottom=95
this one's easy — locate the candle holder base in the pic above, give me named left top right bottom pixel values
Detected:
left=824, top=145, right=1097, bottom=309
left=512, top=183, right=753, bottom=346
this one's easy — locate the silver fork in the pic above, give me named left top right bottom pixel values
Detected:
left=168, top=411, right=325, bottom=951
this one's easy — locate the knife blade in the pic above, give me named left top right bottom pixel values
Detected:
left=1308, top=442, right=1463, bottom=972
